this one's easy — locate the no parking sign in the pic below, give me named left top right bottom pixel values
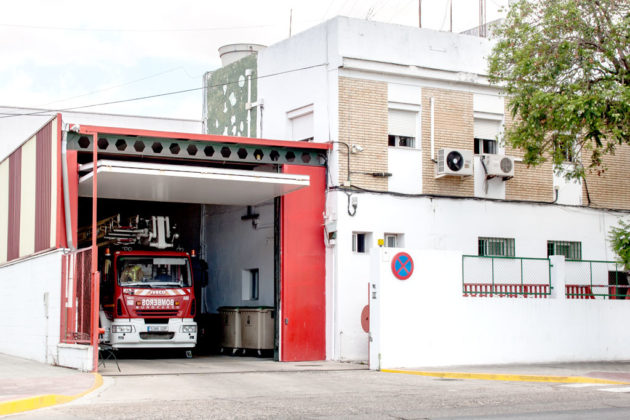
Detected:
left=391, top=252, right=414, bottom=280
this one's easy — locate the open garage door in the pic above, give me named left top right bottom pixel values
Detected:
left=77, top=160, right=310, bottom=205
left=65, top=126, right=329, bottom=367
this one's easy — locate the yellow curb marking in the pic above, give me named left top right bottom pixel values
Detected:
left=381, top=369, right=630, bottom=385
left=0, top=372, right=103, bottom=416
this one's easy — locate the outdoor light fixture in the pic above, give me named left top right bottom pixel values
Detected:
left=351, top=144, right=364, bottom=154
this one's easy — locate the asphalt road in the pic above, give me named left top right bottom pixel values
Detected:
left=7, top=366, right=630, bottom=419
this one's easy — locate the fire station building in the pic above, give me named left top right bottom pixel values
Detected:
left=1, top=17, right=630, bottom=371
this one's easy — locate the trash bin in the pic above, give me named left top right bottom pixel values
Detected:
left=240, top=307, right=274, bottom=355
left=218, top=306, right=241, bottom=354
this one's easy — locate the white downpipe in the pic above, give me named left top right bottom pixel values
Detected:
left=61, top=131, right=74, bottom=249
left=430, top=97, right=435, bottom=161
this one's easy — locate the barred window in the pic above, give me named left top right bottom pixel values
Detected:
left=478, top=237, right=515, bottom=257
left=547, top=240, right=582, bottom=260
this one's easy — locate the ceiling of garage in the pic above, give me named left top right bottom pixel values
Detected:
left=78, top=160, right=310, bottom=206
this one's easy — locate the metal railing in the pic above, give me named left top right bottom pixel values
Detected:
left=565, top=259, right=627, bottom=300
left=462, top=255, right=552, bottom=298
left=60, top=247, right=93, bottom=344
left=463, top=256, right=628, bottom=300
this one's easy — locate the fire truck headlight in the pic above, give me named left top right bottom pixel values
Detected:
left=112, top=325, right=133, bottom=333
left=182, top=325, right=197, bottom=333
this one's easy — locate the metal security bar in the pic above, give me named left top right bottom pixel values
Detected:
left=462, top=255, right=551, bottom=298
left=548, top=240, right=582, bottom=260
left=66, top=132, right=327, bottom=167
left=60, top=247, right=93, bottom=344
left=478, top=237, right=515, bottom=257
left=565, top=259, right=627, bottom=300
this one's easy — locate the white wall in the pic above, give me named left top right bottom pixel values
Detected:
left=202, top=202, right=275, bottom=313
left=258, top=20, right=338, bottom=145
left=370, top=249, right=630, bottom=369
left=330, top=190, right=628, bottom=362
left=388, top=148, right=422, bottom=194
left=335, top=17, right=492, bottom=76
left=0, top=250, right=63, bottom=364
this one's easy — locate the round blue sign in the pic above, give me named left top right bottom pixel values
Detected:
left=391, top=252, right=414, bottom=280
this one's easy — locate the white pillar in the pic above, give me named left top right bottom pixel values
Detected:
left=550, top=255, right=566, bottom=300
left=369, top=248, right=386, bottom=370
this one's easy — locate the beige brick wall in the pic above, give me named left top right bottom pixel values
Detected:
left=337, top=80, right=629, bottom=210
left=582, top=144, right=630, bottom=210
left=421, top=88, right=474, bottom=196
left=338, top=76, right=388, bottom=191
left=503, top=100, right=555, bottom=202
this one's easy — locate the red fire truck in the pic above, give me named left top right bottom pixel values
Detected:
left=83, top=215, right=198, bottom=350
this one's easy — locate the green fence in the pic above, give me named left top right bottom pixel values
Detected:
left=462, top=255, right=551, bottom=298
left=565, top=259, right=627, bottom=300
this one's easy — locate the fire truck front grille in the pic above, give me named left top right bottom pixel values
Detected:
left=136, top=310, right=179, bottom=317
left=139, top=332, right=175, bottom=340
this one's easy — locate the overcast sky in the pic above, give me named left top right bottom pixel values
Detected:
left=0, top=0, right=508, bottom=121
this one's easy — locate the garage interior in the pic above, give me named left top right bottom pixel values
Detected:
left=67, top=126, right=327, bottom=362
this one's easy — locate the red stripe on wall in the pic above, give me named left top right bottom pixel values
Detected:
left=7, top=149, right=22, bottom=261
left=35, top=121, right=53, bottom=252
left=58, top=150, right=78, bottom=249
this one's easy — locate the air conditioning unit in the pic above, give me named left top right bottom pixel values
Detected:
left=481, top=154, right=515, bottom=178
left=436, top=148, right=473, bottom=177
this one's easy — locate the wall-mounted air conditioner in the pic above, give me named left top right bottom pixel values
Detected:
left=436, top=148, right=473, bottom=177
left=481, top=154, right=515, bottom=179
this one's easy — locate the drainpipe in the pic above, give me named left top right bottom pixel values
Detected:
left=61, top=129, right=74, bottom=250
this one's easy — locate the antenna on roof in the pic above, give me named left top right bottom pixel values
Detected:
left=479, top=0, right=487, bottom=37
left=418, top=0, right=422, bottom=28
left=289, top=9, right=293, bottom=37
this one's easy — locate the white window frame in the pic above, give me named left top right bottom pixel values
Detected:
left=242, top=268, right=260, bottom=301
left=287, top=104, right=314, bottom=142
left=473, top=114, right=503, bottom=155
left=352, top=232, right=370, bottom=253
left=384, top=233, right=403, bottom=248
left=388, top=103, right=420, bottom=150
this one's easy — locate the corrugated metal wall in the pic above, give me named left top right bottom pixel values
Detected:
left=35, top=121, right=52, bottom=252
left=7, top=148, right=21, bottom=261
left=0, top=116, right=59, bottom=264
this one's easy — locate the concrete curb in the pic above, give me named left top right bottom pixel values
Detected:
left=0, top=372, right=103, bottom=416
left=382, top=369, right=630, bottom=385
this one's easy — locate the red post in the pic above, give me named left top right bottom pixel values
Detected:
left=90, top=131, right=99, bottom=372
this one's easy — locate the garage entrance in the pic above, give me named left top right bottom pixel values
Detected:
left=61, top=125, right=328, bottom=367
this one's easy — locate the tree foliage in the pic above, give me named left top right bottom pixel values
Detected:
left=609, top=220, right=630, bottom=271
left=488, top=0, right=630, bottom=178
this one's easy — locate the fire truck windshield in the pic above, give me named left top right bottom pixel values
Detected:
left=117, top=256, right=191, bottom=288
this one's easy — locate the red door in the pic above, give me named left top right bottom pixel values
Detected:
left=280, top=165, right=326, bottom=361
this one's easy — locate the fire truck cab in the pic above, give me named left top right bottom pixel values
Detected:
left=94, top=215, right=198, bottom=349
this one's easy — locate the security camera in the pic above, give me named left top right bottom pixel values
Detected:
left=351, top=144, right=364, bottom=154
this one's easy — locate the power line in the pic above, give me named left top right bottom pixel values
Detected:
left=0, top=62, right=329, bottom=120
left=0, top=22, right=277, bottom=33
left=36, top=67, right=197, bottom=108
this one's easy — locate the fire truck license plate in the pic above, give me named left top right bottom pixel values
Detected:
left=141, top=298, right=174, bottom=307
left=147, top=326, right=168, bottom=332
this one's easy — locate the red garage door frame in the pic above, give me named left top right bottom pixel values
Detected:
left=280, top=165, right=326, bottom=361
